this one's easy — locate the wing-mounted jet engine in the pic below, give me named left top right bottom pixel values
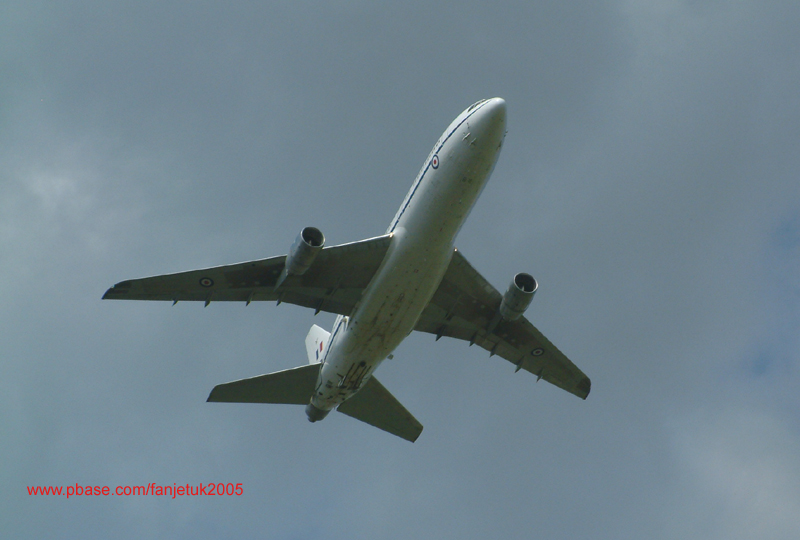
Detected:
left=499, top=272, right=537, bottom=321
left=487, top=272, right=537, bottom=332
left=275, top=227, right=325, bottom=289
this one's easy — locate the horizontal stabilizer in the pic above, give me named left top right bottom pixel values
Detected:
left=207, top=364, right=320, bottom=405
left=207, top=364, right=423, bottom=442
left=337, top=377, right=423, bottom=443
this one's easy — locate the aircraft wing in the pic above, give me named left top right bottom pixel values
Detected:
left=102, top=234, right=393, bottom=316
left=414, top=249, right=591, bottom=399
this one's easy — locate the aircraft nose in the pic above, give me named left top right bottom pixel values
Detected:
left=472, top=97, right=506, bottom=142
left=484, top=97, right=506, bottom=122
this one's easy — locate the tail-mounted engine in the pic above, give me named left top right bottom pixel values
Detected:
left=275, top=227, right=325, bottom=289
left=498, top=273, right=538, bottom=321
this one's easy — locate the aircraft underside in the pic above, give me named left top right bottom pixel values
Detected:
left=103, top=98, right=590, bottom=442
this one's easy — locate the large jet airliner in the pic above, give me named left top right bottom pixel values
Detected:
left=103, top=98, right=590, bottom=442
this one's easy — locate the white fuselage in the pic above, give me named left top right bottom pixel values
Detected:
left=310, top=98, right=507, bottom=413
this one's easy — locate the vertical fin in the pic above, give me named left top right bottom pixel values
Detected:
left=305, top=324, right=331, bottom=365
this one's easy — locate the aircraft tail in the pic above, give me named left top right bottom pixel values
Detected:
left=207, top=364, right=423, bottom=442
left=209, top=321, right=421, bottom=441
left=304, top=324, right=330, bottom=364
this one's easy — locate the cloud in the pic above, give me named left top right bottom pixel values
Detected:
left=668, top=406, right=800, bottom=539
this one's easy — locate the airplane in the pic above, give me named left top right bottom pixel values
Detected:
left=103, top=97, right=590, bottom=442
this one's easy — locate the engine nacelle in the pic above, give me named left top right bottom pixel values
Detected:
left=275, top=227, right=325, bottom=289
left=285, top=227, right=325, bottom=276
left=499, top=273, right=538, bottom=321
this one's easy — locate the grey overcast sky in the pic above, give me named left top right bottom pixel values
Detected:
left=3, top=1, right=799, bottom=538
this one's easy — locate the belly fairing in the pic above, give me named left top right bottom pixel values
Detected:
left=311, top=231, right=453, bottom=409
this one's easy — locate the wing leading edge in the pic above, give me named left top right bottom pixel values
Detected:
left=415, top=249, right=590, bottom=399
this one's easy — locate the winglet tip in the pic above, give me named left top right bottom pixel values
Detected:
left=578, top=377, right=591, bottom=400
left=102, top=280, right=133, bottom=300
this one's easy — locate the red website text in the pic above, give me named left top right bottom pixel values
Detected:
left=27, top=483, right=243, bottom=499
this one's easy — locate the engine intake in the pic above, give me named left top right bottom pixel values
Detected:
left=275, top=227, right=325, bottom=288
left=286, top=227, right=325, bottom=275
left=499, top=273, right=537, bottom=321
